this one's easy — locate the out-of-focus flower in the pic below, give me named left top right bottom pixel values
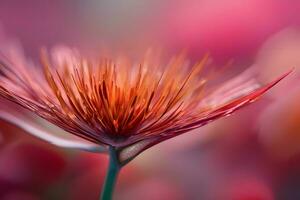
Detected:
left=256, top=28, right=300, bottom=97
left=259, top=84, right=300, bottom=159
left=0, top=45, right=290, bottom=164
left=256, top=29, right=300, bottom=159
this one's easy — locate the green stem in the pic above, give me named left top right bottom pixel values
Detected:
left=100, top=146, right=121, bottom=200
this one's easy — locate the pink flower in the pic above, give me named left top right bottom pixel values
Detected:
left=0, top=46, right=290, bottom=164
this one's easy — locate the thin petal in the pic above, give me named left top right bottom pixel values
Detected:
left=0, top=111, right=107, bottom=153
left=118, top=70, right=292, bottom=163
left=200, top=68, right=260, bottom=108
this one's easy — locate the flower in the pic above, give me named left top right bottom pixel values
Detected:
left=0, top=46, right=290, bottom=163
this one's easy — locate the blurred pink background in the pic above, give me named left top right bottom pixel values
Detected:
left=1, top=0, right=300, bottom=199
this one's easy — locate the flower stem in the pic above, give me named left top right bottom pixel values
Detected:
left=100, top=146, right=121, bottom=200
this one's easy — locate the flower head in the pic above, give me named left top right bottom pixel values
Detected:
left=0, top=46, right=290, bottom=163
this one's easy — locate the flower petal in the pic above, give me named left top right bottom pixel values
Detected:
left=118, top=70, right=292, bottom=163
left=200, top=68, right=261, bottom=108
left=0, top=111, right=107, bottom=153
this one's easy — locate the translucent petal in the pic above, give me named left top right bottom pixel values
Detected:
left=0, top=111, right=107, bottom=153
